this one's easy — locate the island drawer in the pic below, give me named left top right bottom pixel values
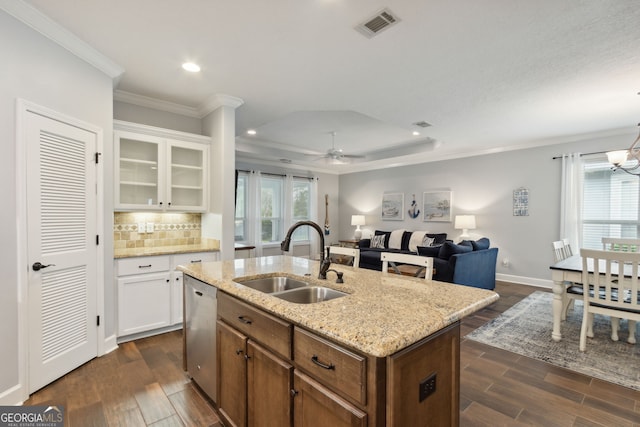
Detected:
left=217, top=292, right=292, bottom=359
left=293, top=327, right=366, bottom=405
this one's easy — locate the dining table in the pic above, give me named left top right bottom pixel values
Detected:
left=549, top=254, right=639, bottom=342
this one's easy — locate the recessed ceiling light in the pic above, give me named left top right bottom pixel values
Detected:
left=247, top=129, right=257, bottom=135
left=412, top=131, right=420, bottom=136
left=182, top=62, right=201, bottom=72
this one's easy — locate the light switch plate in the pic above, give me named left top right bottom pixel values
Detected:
left=137, top=222, right=146, bottom=234
left=146, top=222, right=155, bottom=233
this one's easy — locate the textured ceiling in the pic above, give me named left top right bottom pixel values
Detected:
left=24, top=0, right=640, bottom=172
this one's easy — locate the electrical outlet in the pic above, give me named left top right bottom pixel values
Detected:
left=137, top=222, right=146, bottom=234
left=146, top=222, right=155, bottom=233
left=419, top=373, right=437, bottom=402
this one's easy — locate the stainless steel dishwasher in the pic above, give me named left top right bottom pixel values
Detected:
left=184, top=274, right=217, bottom=402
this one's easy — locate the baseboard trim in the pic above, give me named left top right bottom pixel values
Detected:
left=116, top=324, right=182, bottom=344
left=496, top=273, right=552, bottom=289
left=103, top=334, right=118, bottom=355
left=0, top=384, right=25, bottom=406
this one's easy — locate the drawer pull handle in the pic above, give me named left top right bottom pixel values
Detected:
left=138, top=264, right=152, bottom=269
left=195, top=291, right=203, bottom=297
left=238, top=316, right=253, bottom=325
left=191, top=259, right=202, bottom=263
left=311, top=355, right=335, bottom=370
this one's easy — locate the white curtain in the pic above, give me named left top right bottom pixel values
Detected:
left=249, top=170, right=263, bottom=257
left=309, top=177, right=319, bottom=260
left=283, top=174, right=294, bottom=256
left=560, top=153, right=583, bottom=253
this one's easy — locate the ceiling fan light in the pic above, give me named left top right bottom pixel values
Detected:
left=607, top=150, right=629, bottom=167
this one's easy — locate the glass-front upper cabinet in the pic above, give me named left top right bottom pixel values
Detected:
left=114, top=121, right=209, bottom=212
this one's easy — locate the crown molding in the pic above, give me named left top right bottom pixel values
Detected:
left=114, top=90, right=244, bottom=119
left=199, top=94, right=245, bottom=117
left=0, top=0, right=124, bottom=84
left=114, top=90, right=201, bottom=118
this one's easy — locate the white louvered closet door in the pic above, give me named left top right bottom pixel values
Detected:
left=26, top=111, right=98, bottom=393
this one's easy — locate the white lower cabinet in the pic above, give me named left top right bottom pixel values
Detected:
left=116, top=251, right=218, bottom=341
left=118, top=272, right=172, bottom=336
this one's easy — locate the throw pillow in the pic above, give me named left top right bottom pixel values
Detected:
left=371, top=234, right=386, bottom=249
left=417, top=245, right=441, bottom=257
left=374, top=230, right=391, bottom=247
left=471, top=237, right=490, bottom=251
left=438, top=241, right=473, bottom=260
left=388, top=229, right=406, bottom=249
left=408, top=231, right=428, bottom=252
left=426, top=233, right=447, bottom=244
left=422, top=235, right=436, bottom=246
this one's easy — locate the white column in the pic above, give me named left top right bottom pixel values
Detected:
left=201, top=94, right=244, bottom=261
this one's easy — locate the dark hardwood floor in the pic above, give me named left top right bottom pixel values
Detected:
left=26, top=282, right=640, bottom=426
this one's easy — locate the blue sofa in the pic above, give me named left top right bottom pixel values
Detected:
left=358, top=231, right=498, bottom=290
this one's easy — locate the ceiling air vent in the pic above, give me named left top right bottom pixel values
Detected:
left=355, top=8, right=400, bottom=38
left=413, top=121, right=432, bottom=128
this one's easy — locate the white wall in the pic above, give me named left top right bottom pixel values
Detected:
left=339, top=132, right=634, bottom=286
left=0, top=11, right=114, bottom=402
left=114, top=101, right=202, bottom=135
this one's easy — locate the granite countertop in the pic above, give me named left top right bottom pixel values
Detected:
left=114, top=239, right=220, bottom=259
left=178, top=255, right=499, bottom=357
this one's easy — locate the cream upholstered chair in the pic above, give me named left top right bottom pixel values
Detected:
left=579, top=249, right=640, bottom=350
left=327, top=246, right=360, bottom=268
left=381, top=252, right=433, bottom=280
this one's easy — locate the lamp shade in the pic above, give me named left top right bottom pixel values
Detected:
left=454, top=215, right=476, bottom=230
left=607, top=150, right=629, bottom=166
left=351, top=215, right=365, bottom=226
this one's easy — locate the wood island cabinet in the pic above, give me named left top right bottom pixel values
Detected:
left=214, top=291, right=460, bottom=426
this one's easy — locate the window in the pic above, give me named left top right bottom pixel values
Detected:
left=291, top=178, right=311, bottom=241
left=260, top=176, right=284, bottom=243
left=234, top=172, right=248, bottom=242
left=581, top=156, right=640, bottom=249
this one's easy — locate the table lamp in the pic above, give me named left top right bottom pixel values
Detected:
left=351, top=215, right=365, bottom=240
left=454, top=215, right=476, bottom=240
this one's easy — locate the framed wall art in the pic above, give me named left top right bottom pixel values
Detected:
left=513, top=187, right=529, bottom=216
left=381, top=192, right=404, bottom=220
left=423, top=191, right=452, bottom=222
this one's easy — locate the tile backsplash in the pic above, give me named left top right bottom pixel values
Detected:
left=114, top=212, right=201, bottom=249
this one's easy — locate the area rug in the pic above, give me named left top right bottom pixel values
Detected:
left=465, top=291, right=640, bottom=391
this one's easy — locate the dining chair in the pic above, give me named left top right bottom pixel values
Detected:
left=561, top=238, right=573, bottom=258
left=381, top=252, right=433, bottom=280
left=553, top=239, right=581, bottom=321
left=327, top=246, right=360, bottom=268
left=601, top=237, right=640, bottom=253
left=579, top=248, right=640, bottom=351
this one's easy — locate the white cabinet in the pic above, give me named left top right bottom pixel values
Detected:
left=114, top=121, right=209, bottom=212
left=116, top=251, right=219, bottom=341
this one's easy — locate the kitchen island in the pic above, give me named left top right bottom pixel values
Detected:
left=179, top=255, right=499, bottom=427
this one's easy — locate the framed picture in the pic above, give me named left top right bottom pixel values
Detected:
left=513, top=187, right=529, bottom=216
left=381, top=192, right=404, bottom=220
left=423, top=191, right=452, bottom=222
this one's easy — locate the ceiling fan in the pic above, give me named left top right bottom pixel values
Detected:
left=307, top=132, right=365, bottom=164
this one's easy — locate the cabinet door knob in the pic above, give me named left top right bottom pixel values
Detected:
left=235, top=349, right=244, bottom=355
left=290, top=389, right=299, bottom=397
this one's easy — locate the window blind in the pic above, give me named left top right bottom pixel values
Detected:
left=582, top=156, right=640, bottom=249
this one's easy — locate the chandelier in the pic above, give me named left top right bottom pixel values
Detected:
left=606, top=124, right=640, bottom=175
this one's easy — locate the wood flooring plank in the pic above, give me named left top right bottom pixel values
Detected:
left=68, top=400, right=108, bottom=427
left=135, top=382, right=178, bottom=425
left=103, top=407, right=147, bottom=427
left=168, top=384, right=221, bottom=427
left=582, top=396, right=640, bottom=425
left=545, top=372, right=639, bottom=411
left=460, top=402, right=527, bottom=427
left=149, top=414, right=185, bottom=427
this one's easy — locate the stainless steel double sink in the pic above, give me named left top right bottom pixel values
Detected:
left=234, top=276, right=348, bottom=304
